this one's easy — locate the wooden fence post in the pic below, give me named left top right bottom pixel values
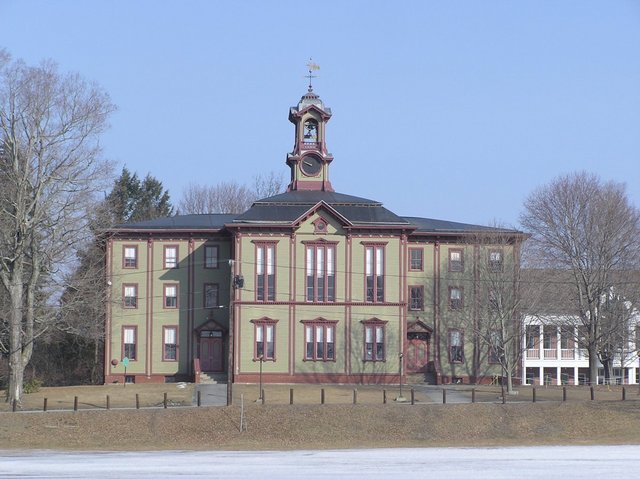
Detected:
left=43, top=398, right=48, bottom=412
left=106, top=395, right=110, bottom=410
left=471, top=388, right=475, bottom=403
left=383, top=389, right=387, bottom=404
left=353, top=389, right=357, bottom=404
left=321, top=388, right=325, bottom=405
left=197, top=390, right=201, bottom=407
left=442, top=389, right=447, bottom=404
left=73, top=396, right=78, bottom=412
left=590, top=386, right=595, bottom=401
left=289, top=388, right=294, bottom=405
left=533, top=387, right=536, bottom=403
left=563, top=387, right=567, bottom=402
left=410, top=388, right=415, bottom=405
left=136, top=394, right=140, bottom=409
left=163, top=392, right=168, bottom=409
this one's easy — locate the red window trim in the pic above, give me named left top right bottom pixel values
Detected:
left=448, top=286, right=464, bottom=310
left=163, top=244, right=179, bottom=269
left=163, top=283, right=179, bottom=309
left=253, top=241, right=278, bottom=302
left=204, top=244, right=220, bottom=269
left=122, top=283, right=138, bottom=309
left=304, top=242, right=337, bottom=303
left=362, top=318, right=387, bottom=362
left=162, top=326, right=179, bottom=362
left=122, top=325, right=138, bottom=362
left=251, top=318, right=278, bottom=361
left=448, top=248, right=464, bottom=273
left=408, top=247, right=424, bottom=271
left=122, top=244, right=138, bottom=269
left=301, top=319, right=338, bottom=362
left=363, top=243, right=386, bottom=303
left=408, top=285, right=424, bottom=311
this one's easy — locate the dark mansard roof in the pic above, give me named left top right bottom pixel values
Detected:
left=112, top=190, right=520, bottom=235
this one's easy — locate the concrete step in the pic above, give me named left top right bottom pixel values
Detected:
left=199, top=372, right=228, bottom=384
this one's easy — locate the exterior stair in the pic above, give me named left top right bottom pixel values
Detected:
left=198, top=372, right=228, bottom=384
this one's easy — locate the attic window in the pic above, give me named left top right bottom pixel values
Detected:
left=313, top=218, right=328, bottom=235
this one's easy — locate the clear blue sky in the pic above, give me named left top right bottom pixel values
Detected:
left=2, top=0, right=639, bottom=227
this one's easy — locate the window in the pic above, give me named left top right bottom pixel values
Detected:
left=254, top=320, right=276, bottom=360
left=449, top=286, right=463, bottom=310
left=409, top=286, right=424, bottom=311
left=543, top=326, right=557, bottom=349
left=123, top=245, right=137, bottom=268
left=363, top=321, right=386, bottom=361
left=306, top=243, right=336, bottom=302
left=123, top=284, right=138, bottom=309
left=560, top=326, right=574, bottom=349
left=489, top=330, right=502, bottom=363
left=256, top=243, right=276, bottom=302
left=204, top=283, right=219, bottom=309
left=449, top=329, right=464, bottom=363
left=526, top=325, right=540, bottom=349
left=489, top=250, right=503, bottom=272
left=123, top=327, right=137, bottom=360
left=409, top=248, right=423, bottom=271
left=163, top=327, right=177, bottom=360
left=164, top=245, right=178, bottom=269
left=303, top=321, right=336, bottom=361
left=365, top=245, right=385, bottom=302
left=449, top=249, right=464, bottom=272
left=488, top=289, right=500, bottom=312
left=164, top=284, right=178, bottom=309
left=204, top=245, right=219, bottom=269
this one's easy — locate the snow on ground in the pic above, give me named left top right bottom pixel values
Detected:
left=1, top=445, right=638, bottom=478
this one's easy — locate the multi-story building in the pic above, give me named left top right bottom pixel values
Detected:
left=104, top=86, right=525, bottom=385
left=523, top=315, right=640, bottom=385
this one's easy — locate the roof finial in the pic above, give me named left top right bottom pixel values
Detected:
left=305, top=58, right=320, bottom=91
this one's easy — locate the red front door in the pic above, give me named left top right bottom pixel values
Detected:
left=200, top=337, right=224, bottom=372
left=406, top=338, right=429, bottom=373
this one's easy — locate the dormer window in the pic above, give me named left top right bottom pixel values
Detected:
left=303, top=119, right=318, bottom=142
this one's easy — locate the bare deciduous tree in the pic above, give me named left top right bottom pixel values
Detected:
left=520, top=172, right=640, bottom=384
left=178, top=171, right=285, bottom=214
left=0, top=51, right=115, bottom=403
left=459, top=228, right=531, bottom=394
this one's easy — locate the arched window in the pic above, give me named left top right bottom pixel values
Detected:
left=303, top=119, right=318, bottom=142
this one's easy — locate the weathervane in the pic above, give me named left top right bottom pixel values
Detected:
left=306, top=58, right=320, bottom=91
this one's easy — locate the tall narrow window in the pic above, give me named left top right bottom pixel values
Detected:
left=123, top=284, right=138, bottom=309
left=306, top=243, right=336, bottom=302
left=164, top=284, right=178, bottom=308
left=123, top=246, right=138, bottom=268
left=449, top=286, right=463, bottom=310
left=449, top=249, right=464, bottom=272
left=204, top=283, right=219, bottom=309
left=365, top=245, right=384, bottom=303
left=164, top=246, right=178, bottom=269
left=256, top=243, right=276, bottom=301
left=254, top=320, right=276, bottom=360
left=123, top=327, right=137, bottom=360
left=488, top=330, right=502, bottom=363
left=163, top=327, right=177, bottom=360
left=560, top=326, right=574, bottom=349
left=449, top=329, right=463, bottom=363
left=543, top=326, right=557, bottom=350
left=409, top=286, right=424, bottom=311
left=409, top=248, right=423, bottom=271
left=204, top=245, right=219, bottom=269
left=303, top=321, right=336, bottom=361
left=363, top=320, right=386, bottom=361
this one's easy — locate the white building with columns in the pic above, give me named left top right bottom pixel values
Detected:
left=523, top=315, right=640, bottom=386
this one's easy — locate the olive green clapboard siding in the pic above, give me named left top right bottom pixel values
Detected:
left=191, top=239, right=232, bottom=331
left=237, top=304, right=290, bottom=374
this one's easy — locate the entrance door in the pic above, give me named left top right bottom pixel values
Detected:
left=406, top=333, right=429, bottom=373
left=200, top=336, right=224, bottom=372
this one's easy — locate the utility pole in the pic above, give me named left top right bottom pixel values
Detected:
left=227, top=259, right=235, bottom=406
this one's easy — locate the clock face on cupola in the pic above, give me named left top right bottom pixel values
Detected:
left=286, top=60, right=335, bottom=192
